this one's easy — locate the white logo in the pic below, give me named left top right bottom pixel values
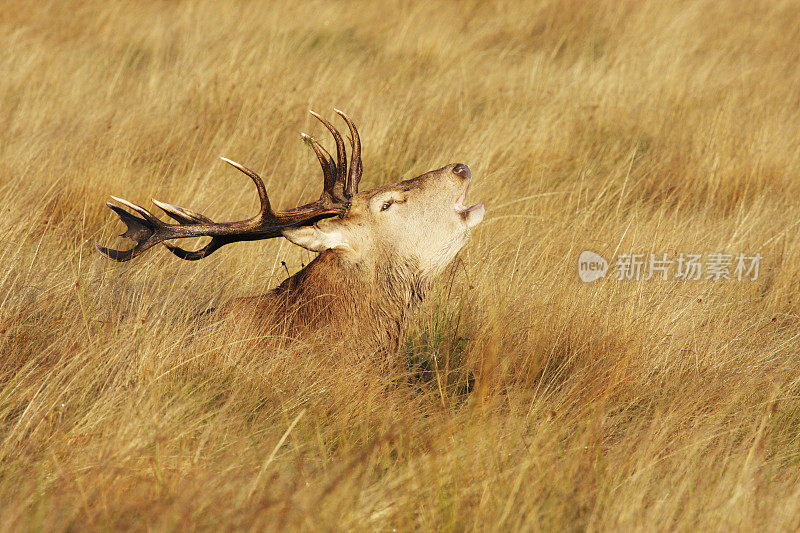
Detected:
left=578, top=250, right=608, bottom=282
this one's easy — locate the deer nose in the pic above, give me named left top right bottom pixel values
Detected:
left=452, top=164, right=471, bottom=180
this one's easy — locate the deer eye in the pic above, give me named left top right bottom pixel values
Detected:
left=380, top=200, right=394, bottom=211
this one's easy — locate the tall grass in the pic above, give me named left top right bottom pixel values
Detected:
left=2, top=0, right=800, bottom=529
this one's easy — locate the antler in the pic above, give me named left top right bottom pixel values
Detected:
left=95, top=109, right=363, bottom=261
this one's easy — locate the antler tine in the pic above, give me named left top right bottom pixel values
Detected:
left=109, top=196, right=161, bottom=224
left=152, top=199, right=214, bottom=224
left=301, top=133, right=337, bottom=195
left=219, top=157, right=273, bottom=219
left=309, top=110, right=347, bottom=199
left=334, top=108, right=362, bottom=197
left=164, top=238, right=226, bottom=261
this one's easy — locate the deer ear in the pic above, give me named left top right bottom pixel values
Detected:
left=281, top=224, right=352, bottom=253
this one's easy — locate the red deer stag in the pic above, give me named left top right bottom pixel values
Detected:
left=96, top=110, right=485, bottom=351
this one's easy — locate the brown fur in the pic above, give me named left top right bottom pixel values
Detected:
left=221, top=249, right=427, bottom=352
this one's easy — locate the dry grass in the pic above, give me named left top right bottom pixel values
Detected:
left=2, top=0, right=800, bottom=530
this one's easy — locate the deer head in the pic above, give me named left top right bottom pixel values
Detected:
left=282, top=161, right=484, bottom=280
left=96, top=110, right=484, bottom=272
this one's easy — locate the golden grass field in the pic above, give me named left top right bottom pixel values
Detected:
left=2, top=0, right=800, bottom=530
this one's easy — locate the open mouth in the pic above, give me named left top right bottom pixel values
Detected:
left=454, top=180, right=485, bottom=227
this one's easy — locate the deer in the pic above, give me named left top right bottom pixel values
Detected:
left=96, top=110, right=485, bottom=352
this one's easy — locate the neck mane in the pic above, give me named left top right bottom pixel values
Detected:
left=226, top=250, right=429, bottom=352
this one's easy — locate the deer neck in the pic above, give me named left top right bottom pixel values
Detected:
left=273, top=250, right=429, bottom=349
